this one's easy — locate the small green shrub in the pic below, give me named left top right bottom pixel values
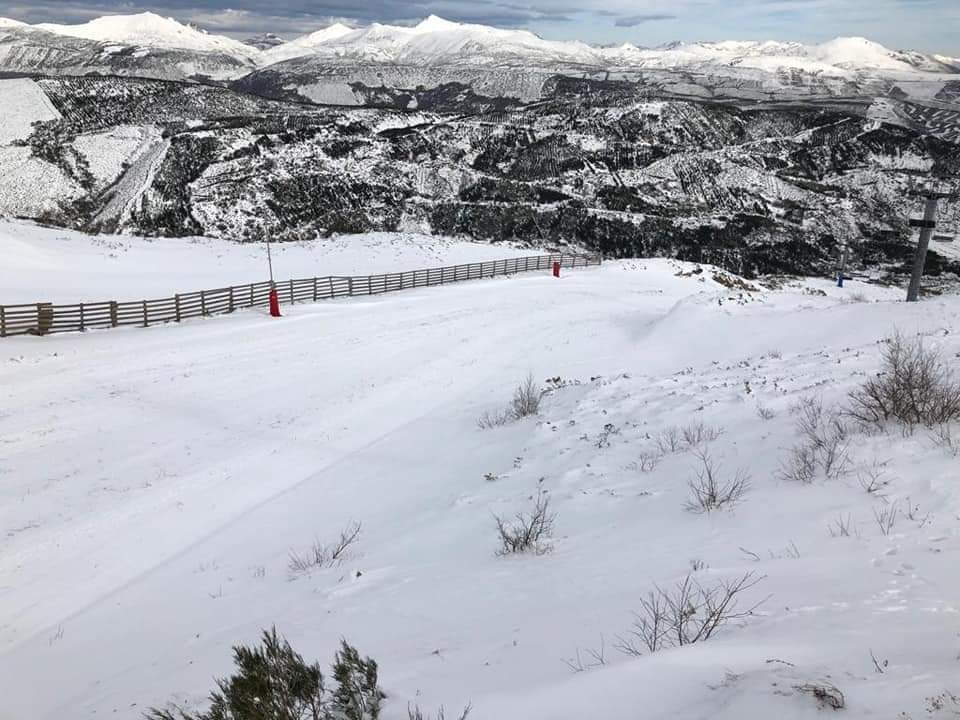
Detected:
left=147, top=628, right=384, bottom=720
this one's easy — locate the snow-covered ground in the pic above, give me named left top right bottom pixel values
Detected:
left=0, top=219, right=534, bottom=303
left=2, top=234, right=959, bottom=720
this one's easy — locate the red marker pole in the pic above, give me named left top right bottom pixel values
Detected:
left=552, top=261, right=561, bottom=278
left=266, top=234, right=281, bottom=317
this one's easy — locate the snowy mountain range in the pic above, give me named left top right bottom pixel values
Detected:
left=1, top=11, right=958, bottom=81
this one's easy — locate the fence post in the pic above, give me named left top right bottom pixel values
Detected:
left=110, top=301, right=118, bottom=327
left=0, top=306, right=5, bottom=337
left=175, top=294, right=181, bottom=321
left=328, top=276, right=334, bottom=298
left=313, top=277, right=318, bottom=301
left=289, top=279, right=295, bottom=304
left=228, top=286, right=235, bottom=313
left=37, top=303, right=53, bottom=335
left=79, top=303, right=85, bottom=332
left=201, top=290, right=207, bottom=316
left=348, top=277, right=354, bottom=296
left=142, top=300, right=149, bottom=327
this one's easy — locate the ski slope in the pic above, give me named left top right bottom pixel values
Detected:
left=0, top=219, right=534, bottom=304
left=2, top=243, right=960, bottom=720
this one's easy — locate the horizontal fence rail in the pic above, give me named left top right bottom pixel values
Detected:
left=1, top=253, right=601, bottom=338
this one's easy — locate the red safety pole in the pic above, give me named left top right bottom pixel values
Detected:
left=266, top=233, right=281, bottom=317
left=269, top=286, right=281, bottom=317
left=552, top=261, right=561, bottom=278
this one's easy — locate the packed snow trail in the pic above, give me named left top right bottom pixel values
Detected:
left=2, top=259, right=959, bottom=720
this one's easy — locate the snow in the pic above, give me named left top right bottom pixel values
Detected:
left=1, top=223, right=960, bottom=720
left=0, top=148, right=78, bottom=217
left=35, top=11, right=261, bottom=61
left=263, top=22, right=355, bottom=62
left=0, top=78, right=60, bottom=145
left=0, top=220, right=535, bottom=303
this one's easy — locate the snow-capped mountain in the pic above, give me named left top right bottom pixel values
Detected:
left=262, top=23, right=355, bottom=62
left=0, top=13, right=259, bottom=80
left=34, top=12, right=260, bottom=60
left=599, top=36, right=958, bottom=76
left=0, top=11, right=956, bottom=84
left=265, top=15, right=599, bottom=66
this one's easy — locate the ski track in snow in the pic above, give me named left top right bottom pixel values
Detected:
left=1, top=243, right=959, bottom=719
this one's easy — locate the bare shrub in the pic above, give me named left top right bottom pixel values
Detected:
left=779, top=396, right=849, bottom=482
left=681, top=421, right=724, bottom=449
left=873, top=502, right=898, bottom=536
left=684, top=450, right=750, bottom=513
left=846, top=333, right=960, bottom=431
left=289, top=523, right=362, bottom=576
left=477, top=409, right=512, bottom=429
left=615, top=572, right=765, bottom=655
left=511, top=373, right=543, bottom=419
left=779, top=444, right=818, bottom=484
left=478, top=374, right=543, bottom=428
left=756, top=403, right=776, bottom=420
left=795, top=682, right=845, bottom=710
left=856, top=461, right=890, bottom=495
left=635, top=450, right=660, bottom=473
left=796, top=396, right=849, bottom=478
left=494, top=489, right=555, bottom=556
left=408, top=705, right=471, bottom=720
left=828, top=514, right=856, bottom=538
left=656, top=427, right=682, bottom=455
left=562, top=637, right=607, bottom=672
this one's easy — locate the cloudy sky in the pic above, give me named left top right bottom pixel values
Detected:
left=0, top=0, right=957, bottom=55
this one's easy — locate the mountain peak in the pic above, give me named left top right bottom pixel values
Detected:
left=35, top=11, right=260, bottom=58
left=414, top=15, right=462, bottom=33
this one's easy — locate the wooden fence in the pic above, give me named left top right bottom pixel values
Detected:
left=0, top=252, right=600, bottom=337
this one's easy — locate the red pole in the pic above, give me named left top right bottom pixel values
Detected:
left=552, top=261, right=560, bottom=278
left=269, top=286, right=281, bottom=317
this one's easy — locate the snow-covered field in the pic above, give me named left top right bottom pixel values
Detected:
left=0, top=219, right=534, bottom=303
left=2, top=230, right=960, bottom=720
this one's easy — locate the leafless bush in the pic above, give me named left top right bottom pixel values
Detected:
left=288, top=522, right=362, bottom=576
left=477, top=409, right=512, bottom=429
left=562, top=637, right=607, bottom=672
left=478, top=374, right=544, bottom=428
left=779, top=443, right=818, bottom=484
left=795, top=682, right=845, bottom=710
left=756, top=403, right=776, bottom=420
left=846, top=333, right=960, bottom=431
left=796, top=396, right=849, bottom=478
left=684, top=450, right=750, bottom=513
left=681, top=421, right=724, bottom=449
left=779, top=397, right=849, bottom=482
left=828, top=514, right=856, bottom=538
left=873, top=502, right=898, bottom=536
left=408, top=705, right=471, bottom=720
left=511, top=373, right=543, bottom=419
left=856, top=461, right=890, bottom=495
left=615, top=572, right=765, bottom=655
left=635, top=450, right=660, bottom=473
left=656, top=427, right=682, bottom=454
left=494, top=489, right=555, bottom=556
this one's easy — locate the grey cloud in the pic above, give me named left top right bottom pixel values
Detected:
left=614, top=13, right=677, bottom=27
